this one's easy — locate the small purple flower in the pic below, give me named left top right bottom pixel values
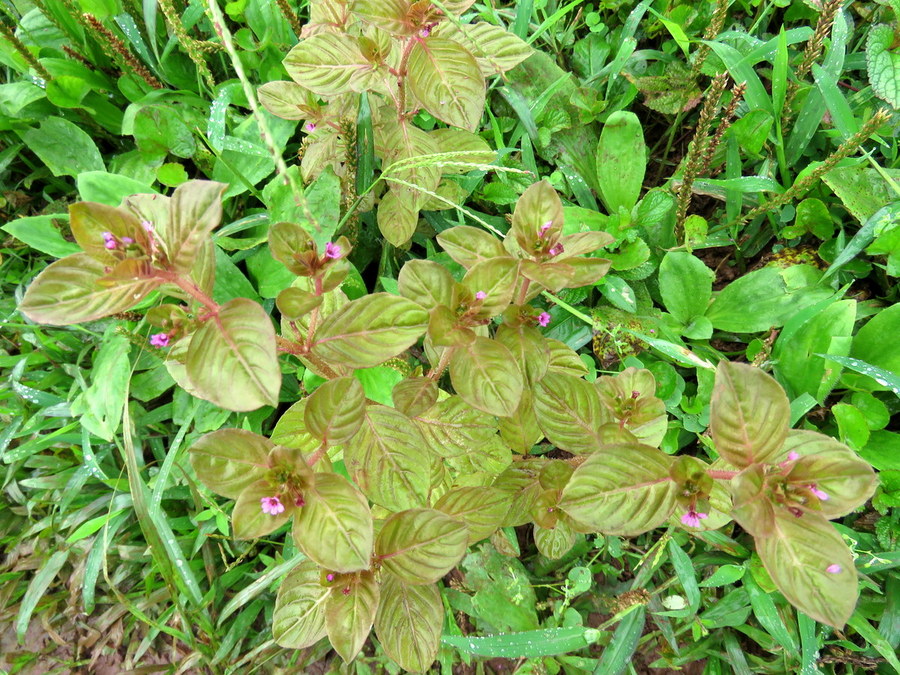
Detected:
left=305, top=122, right=316, bottom=133
left=787, top=451, right=800, bottom=461
left=538, top=312, right=551, bottom=327
left=826, top=564, right=842, bottom=574
left=809, top=484, right=829, bottom=501
left=149, top=333, right=170, bottom=348
left=681, top=509, right=708, bottom=528
left=121, top=236, right=135, bottom=245
left=141, top=219, right=153, bottom=232
left=102, top=232, right=117, bottom=250
left=324, top=242, right=342, bottom=259
left=475, top=290, right=487, bottom=300
left=419, top=27, right=430, bottom=38
left=548, top=243, right=564, bottom=257
left=538, top=221, right=552, bottom=238
left=260, top=496, right=285, bottom=516
left=326, top=573, right=335, bottom=582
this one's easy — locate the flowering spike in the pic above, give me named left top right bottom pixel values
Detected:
left=537, top=312, right=551, bottom=327
left=324, top=241, right=342, bottom=259
left=826, top=564, right=842, bottom=574
left=150, top=333, right=170, bottom=348
left=260, top=496, right=285, bottom=516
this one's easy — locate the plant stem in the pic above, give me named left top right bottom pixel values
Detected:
left=427, top=346, right=454, bottom=381
left=707, top=469, right=738, bottom=480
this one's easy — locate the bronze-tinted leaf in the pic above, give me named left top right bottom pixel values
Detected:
left=407, top=38, right=485, bottom=131
left=304, top=377, right=366, bottom=446
left=436, top=225, right=507, bottom=269
left=273, top=560, right=328, bottom=649
left=189, top=429, right=272, bottom=498
left=374, top=575, right=442, bottom=672
left=376, top=508, right=468, bottom=584
left=533, top=372, right=605, bottom=454
left=69, top=201, right=143, bottom=263
left=496, top=323, right=550, bottom=385
left=232, top=479, right=291, bottom=539
left=324, top=571, right=379, bottom=662
left=462, top=257, right=518, bottom=317
left=498, top=389, right=544, bottom=453
left=413, top=395, right=501, bottom=458
left=433, top=486, right=509, bottom=543
left=511, top=180, right=563, bottom=254
left=534, top=519, right=576, bottom=560
left=284, top=33, right=376, bottom=96
left=167, top=180, right=227, bottom=272
left=398, top=259, right=455, bottom=310
left=186, top=298, right=281, bottom=411
left=450, top=336, right=523, bottom=417
left=392, top=377, right=438, bottom=417
left=377, top=188, right=419, bottom=247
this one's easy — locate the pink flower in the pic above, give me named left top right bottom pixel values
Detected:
left=419, top=27, right=430, bottom=37
left=324, top=242, right=341, bottom=259
left=538, top=312, right=551, bottom=327
left=809, top=484, right=829, bottom=501
left=305, top=122, right=316, bottom=133
left=475, top=291, right=487, bottom=300
left=102, top=232, right=117, bottom=250
left=538, top=221, right=552, bottom=238
left=326, top=573, right=335, bottom=582
left=149, top=333, right=170, bottom=348
left=260, top=496, right=285, bottom=516
left=121, top=236, right=135, bottom=245
left=826, top=564, right=841, bottom=574
left=787, top=451, right=800, bottom=461
left=548, top=243, right=564, bottom=257
left=141, top=220, right=153, bottom=232
left=681, top=509, right=708, bottom=528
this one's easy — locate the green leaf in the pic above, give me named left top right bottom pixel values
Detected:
left=15, top=550, right=70, bottom=644
left=166, top=180, right=228, bottom=273
left=293, top=473, right=373, bottom=573
left=866, top=24, right=900, bottom=107
left=407, top=37, right=485, bottom=132
left=376, top=189, right=419, bottom=246
left=19, top=116, right=104, bottom=177
left=258, top=80, right=315, bottom=120
left=495, top=324, right=550, bottom=385
left=442, top=22, right=533, bottom=77
left=374, top=575, right=442, bottom=672
left=20, top=253, right=161, bottom=325
left=560, top=444, right=676, bottom=535
left=376, top=508, right=468, bottom=584
left=436, top=225, right=507, bottom=269
left=533, top=520, right=577, bottom=559
left=392, top=377, right=439, bottom=417
left=498, top=389, right=544, bottom=453
left=658, top=252, right=713, bottom=324
left=232, top=479, right=292, bottom=539
left=413, top=395, right=503, bottom=458
left=69, top=327, right=130, bottom=441
left=304, top=377, right=366, bottom=445
left=283, top=33, right=375, bottom=96
left=186, top=298, right=281, bottom=411
left=450, top=336, right=524, bottom=417
left=311, top=293, right=428, bottom=369
left=442, top=626, right=603, bottom=658
left=325, top=571, right=379, bottom=662
left=133, top=104, right=196, bottom=159
left=710, top=362, right=789, bottom=467
left=345, top=405, right=431, bottom=511
left=434, top=486, right=509, bottom=543
left=849, top=303, right=900, bottom=389
left=189, top=429, right=272, bottom=498
left=755, top=510, right=857, bottom=628
left=273, top=560, right=329, bottom=649
left=1, top=215, right=79, bottom=258
left=533, top=372, right=604, bottom=454
left=351, top=0, right=414, bottom=35
left=511, top=179, right=564, bottom=254
left=595, top=368, right=667, bottom=448
left=596, top=111, right=646, bottom=214
left=462, top=257, right=518, bottom=317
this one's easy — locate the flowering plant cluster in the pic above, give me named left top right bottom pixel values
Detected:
left=19, top=176, right=877, bottom=669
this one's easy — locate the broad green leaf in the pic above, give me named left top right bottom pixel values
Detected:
left=710, top=362, right=789, bottom=467
left=233, top=479, right=292, bottom=539
left=273, top=560, right=328, bottom=649
left=258, top=80, right=316, bottom=120
left=398, top=259, right=456, bottom=310
left=534, top=520, right=577, bottom=560
left=413, top=395, right=502, bottom=458
left=511, top=179, right=564, bottom=254
left=377, top=189, right=419, bottom=246
left=498, top=389, right=544, bottom=453
left=186, top=298, right=281, bottom=411
left=441, top=22, right=533, bottom=77
left=374, top=575, right=442, bottom=672
left=596, top=111, right=646, bottom=214
left=560, top=444, right=676, bottom=535
left=407, top=37, right=485, bottom=131
left=434, top=486, right=509, bottom=543
left=849, top=303, right=900, bottom=388
left=167, top=180, right=228, bottom=273
left=189, top=429, right=272, bottom=498
left=450, top=336, right=523, bottom=417
left=311, top=293, right=428, bottom=369
left=392, top=377, right=439, bottom=417
left=284, top=33, right=376, bottom=96
left=324, top=571, right=379, bottom=662
left=495, top=324, right=549, bottom=385
left=18, top=116, right=104, bottom=177
left=781, top=430, right=878, bottom=519
left=19, top=253, right=161, bottom=325
left=69, top=201, right=144, bottom=263
left=658, top=252, right=713, bottom=324
left=376, top=508, right=468, bottom=584
left=2, top=214, right=79, bottom=258
left=546, top=338, right=589, bottom=377
left=69, top=326, right=130, bottom=441
left=756, top=510, right=857, bottom=628
left=270, top=399, right=323, bottom=456
left=866, top=24, right=900, bottom=108
left=533, top=372, right=604, bottom=454
left=304, top=377, right=366, bottom=445
left=133, top=104, right=196, bottom=159
left=345, top=405, right=431, bottom=511
left=277, top=287, right=323, bottom=320
left=436, top=225, right=507, bottom=269
left=293, top=473, right=373, bottom=573
left=442, top=626, right=604, bottom=658
left=462, top=257, right=518, bottom=317
left=351, top=0, right=413, bottom=35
